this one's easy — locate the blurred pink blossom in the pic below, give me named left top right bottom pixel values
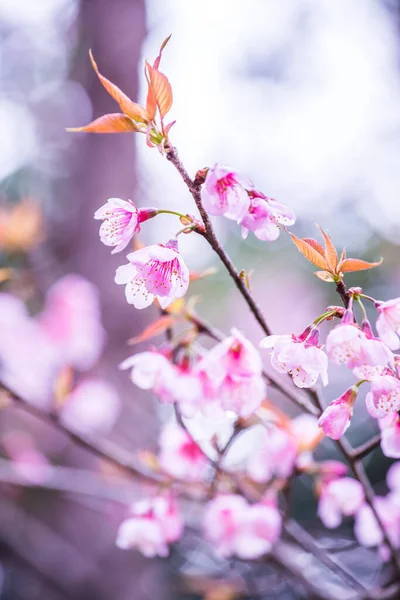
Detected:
left=260, top=330, right=328, bottom=388
left=376, top=298, right=400, bottom=350
left=354, top=496, right=400, bottom=560
left=318, top=477, right=364, bottom=528
left=201, top=164, right=250, bottom=222
left=39, top=274, right=106, bottom=371
left=197, top=329, right=266, bottom=417
left=94, top=198, right=156, bottom=254
left=158, top=422, right=209, bottom=480
left=116, top=495, right=183, bottom=557
left=203, top=494, right=281, bottom=559
left=246, top=425, right=297, bottom=483
left=115, top=239, right=189, bottom=309
left=0, top=294, right=62, bottom=408
left=60, top=379, right=120, bottom=436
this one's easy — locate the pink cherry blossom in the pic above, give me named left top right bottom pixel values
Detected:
left=60, top=379, right=120, bottom=436
left=0, top=294, right=62, bottom=408
left=318, top=387, right=357, bottom=440
left=203, top=494, right=281, bottom=559
left=120, top=351, right=203, bottom=416
left=376, top=298, right=400, bottom=350
left=260, top=330, right=328, bottom=388
left=378, top=413, right=400, bottom=458
left=318, top=477, right=364, bottom=529
left=326, top=319, right=392, bottom=379
left=158, top=422, right=209, bottom=480
left=116, top=495, right=183, bottom=557
left=94, top=198, right=156, bottom=254
left=39, top=274, right=105, bottom=371
left=246, top=425, right=297, bottom=483
left=201, top=164, right=251, bottom=222
left=196, top=329, right=266, bottom=417
left=115, top=239, right=189, bottom=309
left=241, top=191, right=296, bottom=242
left=365, top=373, right=400, bottom=418
left=354, top=496, right=400, bottom=559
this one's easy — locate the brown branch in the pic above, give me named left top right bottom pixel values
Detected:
left=350, top=433, right=381, bottom=460
left=1, top=381, right=164, bottom=485
left=336, top=279, right=350, bottom=308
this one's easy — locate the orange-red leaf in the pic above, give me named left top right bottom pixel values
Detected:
left=89, top=50, right=148, bottom=122
left=290, top=234, right=328, bottom=270
left=153, top=34, right=172, bottom=70
left=339, top=257, right=383, bottom=273
left=66, top=113, right=140, bottom=134
left=303, top=238, right=325, bottom=256
left=314, top=270, right=335, bottom=282
left=128, top=315, right=175, bottom=345
left=317, top=225, right=338, bottom=272
left=145, top=61, right=173, bottom=118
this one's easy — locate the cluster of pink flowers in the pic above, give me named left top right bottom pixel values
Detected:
left=261, top=327, right=328, bottom=388
left=94, top=165, right=295, bottom=311
left=121, top=329, right=265, bottom=419
left=201, top=164, right=296, bottom=241
left=116, top=495, right=183, bottom=557
left=0, top=276, right=120, bottom=439
left=315, top=462, right=400, bottom=562
left=203, top=495, right=282, bottom=559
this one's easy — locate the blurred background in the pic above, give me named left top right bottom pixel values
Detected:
left=1, top=0, right=400, bottom=598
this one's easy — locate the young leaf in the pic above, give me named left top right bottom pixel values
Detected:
left=153, top=34, right=172, bottom=70
left=314, top=271, right=335, bottom=282
left=89, top=50, right=148, bottom=122
left=303, top=238, right=325, bottom=256
left=128, top=314, right=175, bottom=345
left=317, top=225, right=338, bottom=272
left=290, top=234, right=328, bottom=270
left=145, top=61, right=173, bottom=118
left=339, top=257, right=383, bottom=273
left=66, top=113, right=140, bottom=134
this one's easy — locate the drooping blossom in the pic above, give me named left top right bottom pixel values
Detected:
left=365, top=373, right=400, bottom=419
left=115, top=239, right=189, bottom=309
left=376, top=298, right=400, bottom=350
left=158, top=422, right=209, bottom=480
left=326, top=315, right=392, bottom=379
left=203, top=494, right=281, bottom=559
left=241, top=190, right=296, bottom=242
left=201, top=164, right=251, bottom=222
left=260, top=328, right=328, bottom=388
left=196, top=329, right=266, bottom=417
left=318, top=477, right=364, bottom=529
left=116, top=495, right=183, bottom=557
left=246, top=425, right=297, bottom=483
left=94, top=198, right=156, bottom=254
left=354, top=496, right=400, bottom=560
left=60, top=379, right=120, bottom=436
left=318, top=387, right=358, bottom=440
left=39, top=275, right=105, bottom=371
left=120, top=351, right=203, bottom=416
left=378, top=413, right=400, bottom=458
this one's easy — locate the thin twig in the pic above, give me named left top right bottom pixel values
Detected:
left=1, top=381, right=164, bottom=485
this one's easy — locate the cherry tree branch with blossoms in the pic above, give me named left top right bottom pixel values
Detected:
left=0, top=33, right=395, bottom=599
